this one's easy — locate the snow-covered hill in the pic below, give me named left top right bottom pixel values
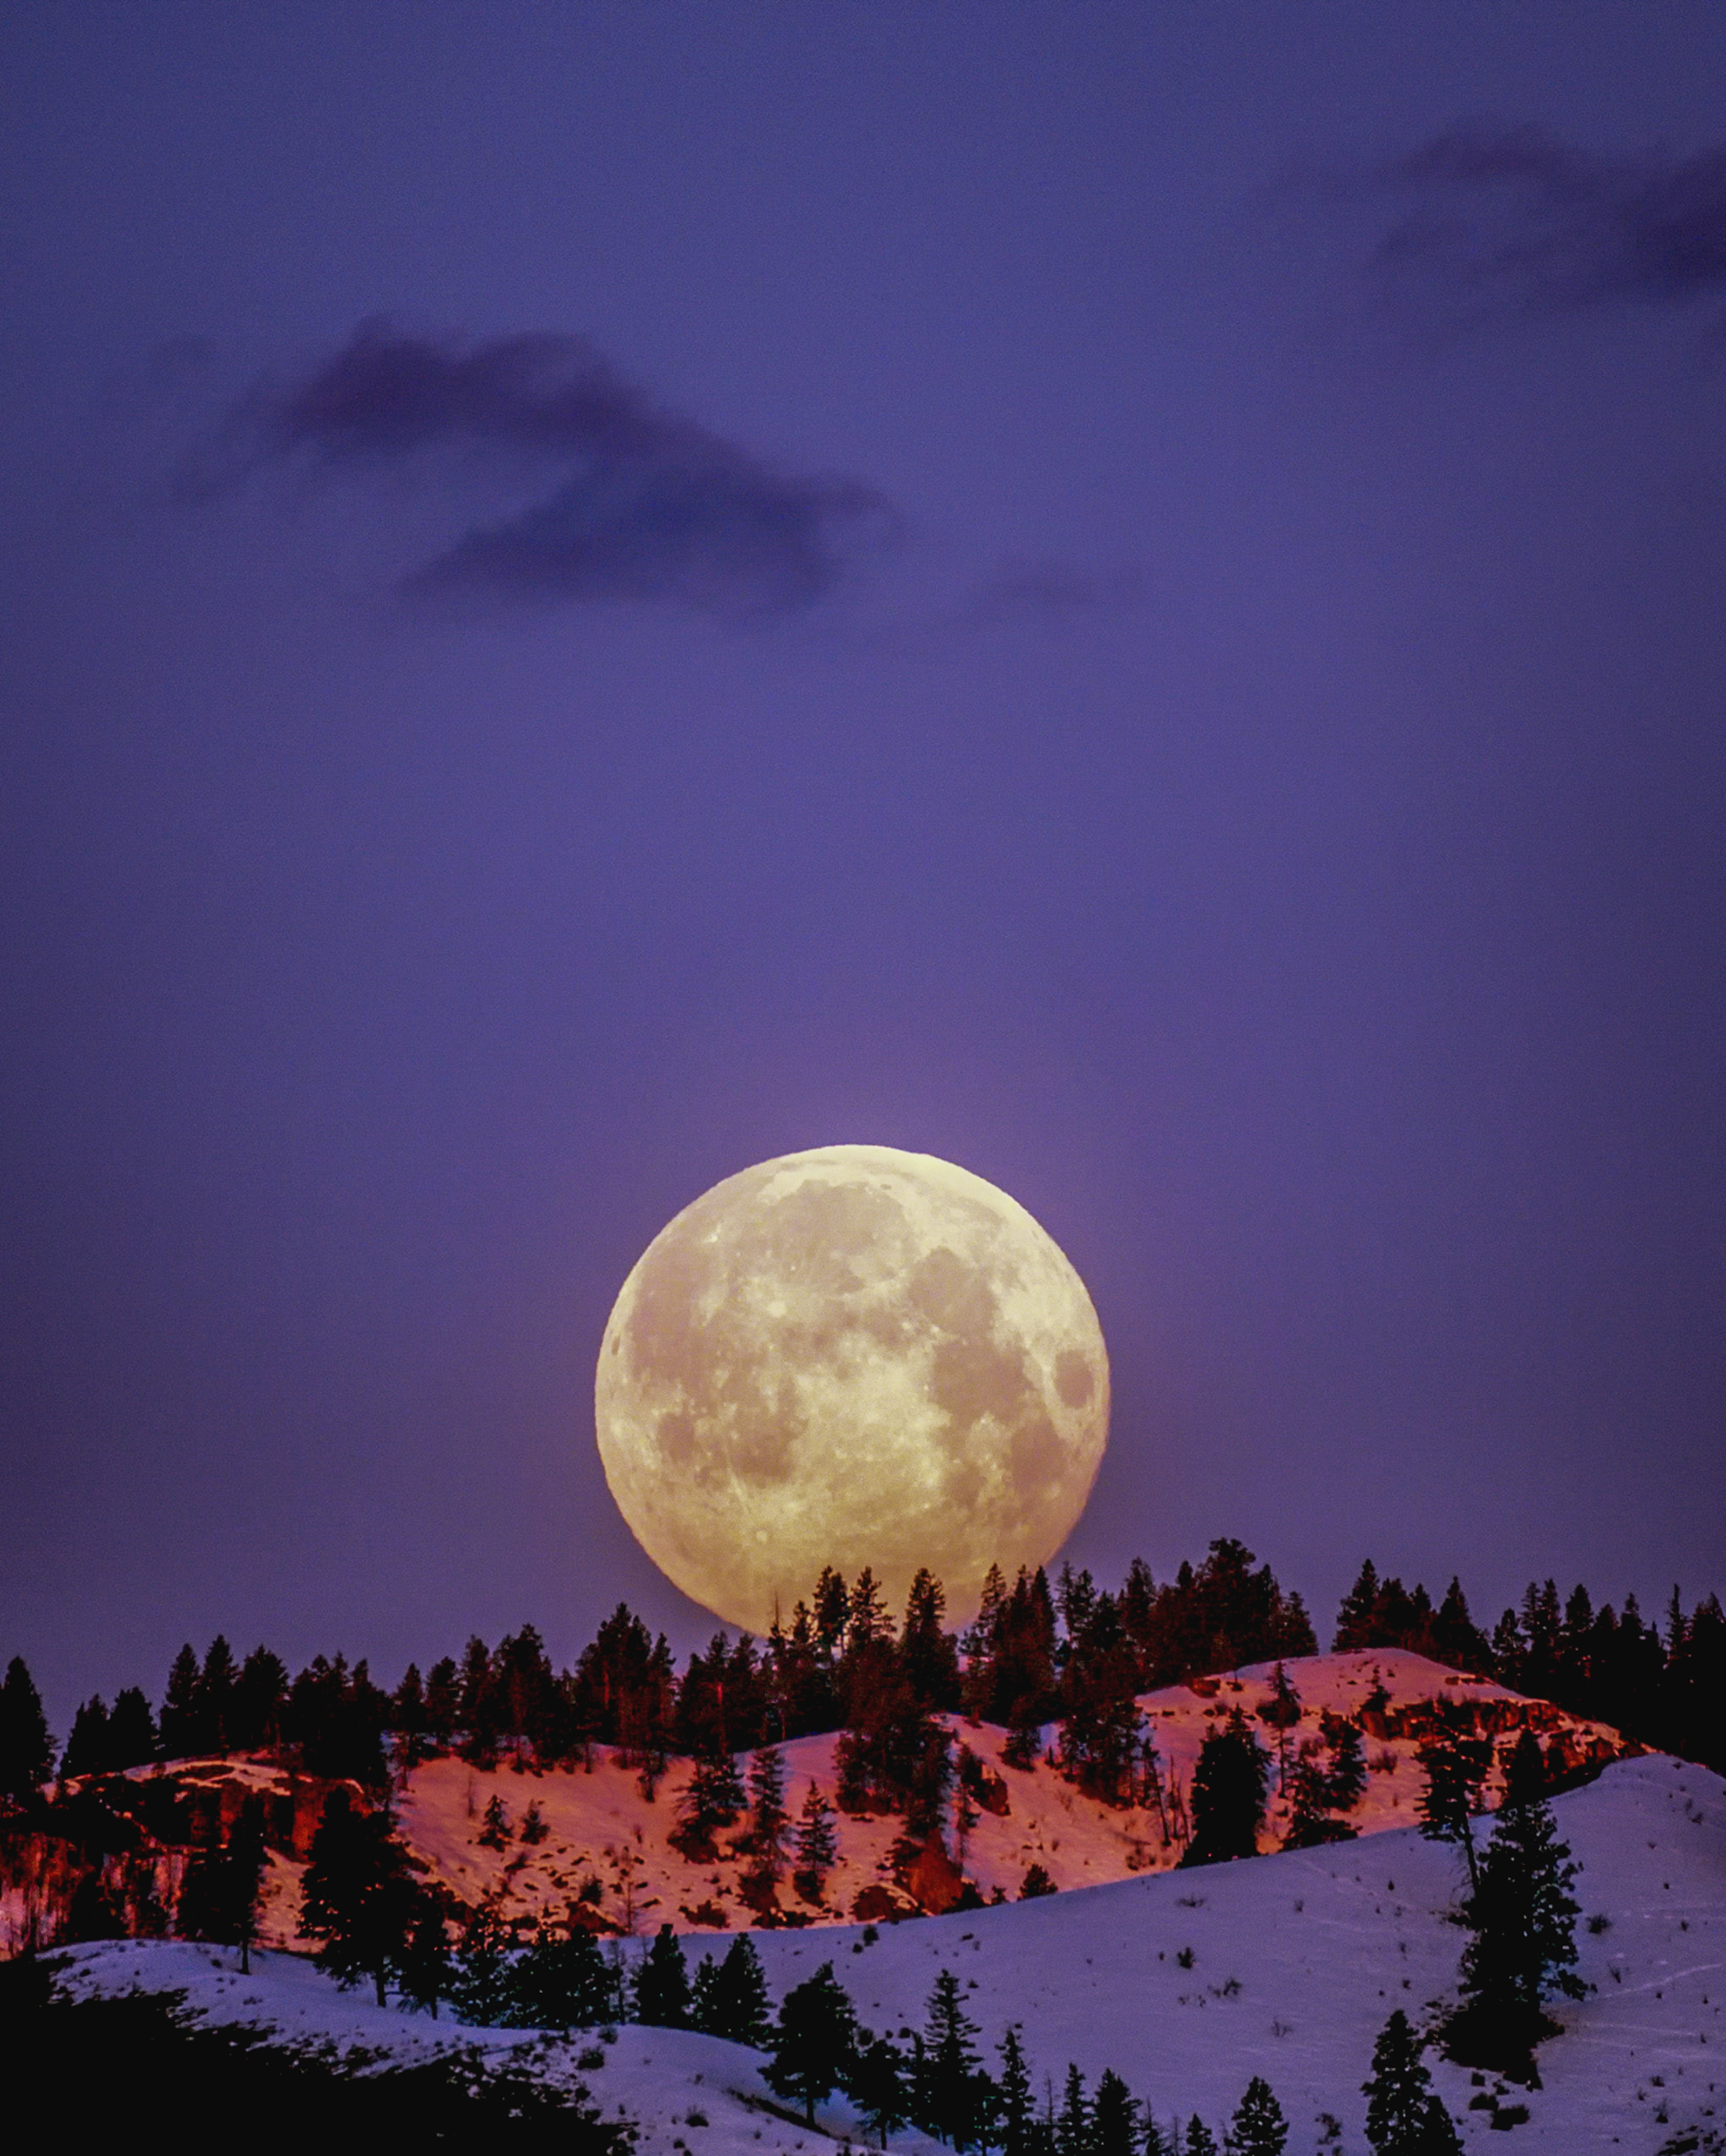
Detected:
left=55, top=1754, right=1726, bottom=2151
left=385, top=1650, right=1634, bottom=1939
left=56, top=1709, right=1718, bottom=2152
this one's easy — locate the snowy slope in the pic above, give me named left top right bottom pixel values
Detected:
left=60, top=1751, right=1725, bottom=2153
left=729, top=1752, right=1726, bottom=2153
left=386, top=1650, right=1634, bottom=1935
left=50, top=1937, right=824, bottom=2156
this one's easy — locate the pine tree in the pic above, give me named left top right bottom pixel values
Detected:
left=1323, top=1715, right=1367, bottom=1813
left=1280, top=1753, right=1349, bottom=1850
left=1416, top=1718, right=1490, bottom=1891
left=178, top=1793, right=269, bottom=1971
left=298, top=1788, right=419, bottom=2005
left=424, top=1656, right=461, bottom=1750
left=397, top=1899, right=451, bottom=2017
left=687, top=1933, right=771, bottom=2044
left=1003, top=1697, right=1045, bottom=1771
left=1224, top=2077, right=1286, bottom=2155
left=900, top=1569, right=961, bottom=1709
left=159, top=1643, right=202, bottom=1757
left=1335, top=1561, right=1382, bottom=1650
left=922, top=1967, right=993, bottom=2149
left=1256, top=1664, right=1302, bottom=1789
left=765, top=1961, right=859, bottom=2123
left=1183, top=1712, right=1269, bottom=1865
left=848, top=2035, right=912, bottom=2149
left=477, top=1792, right=510, bottom=1849
left=747, top=1745, right=790, bottom=1878
left=233, top=1646, right=289, bottom=1752
left=196, top=1635, right=238, bottom=1751
left=1092, top=2070, right=1137, bottom=2156
left=997, top=2024, right=1035, bottom=2156
left=449, top=1902, right=513, bottom=2025
left=1057, top=2063, right=1092, bottom=2156
left=793, top=1782, right=839, bottom=1899
left=634, top=1922, right=691, bottom=2027
left=520, top=1798, right=549, bottom=1844
left=510, top=1920, right=612, bottom=2029
left=691, top=1951, right=724, bottom=2034
left=391, top=1663, right=427, bottom=1767
left=107, top=1685, right=158, bottom=1770
left=847, top=1568, right=893, bottom=1650
left=1183, top=2119, right=1218, bottom=2156
left=1447, top=1737, right=1584, bottom=2071
left=1362, top=2010, right=1462, bottom=2153
left=0, top=1657, right=54, bottom=1808
left=61, top=1696, right=112, bottom=1780
left=675, top=1746, right=746, bottom=1855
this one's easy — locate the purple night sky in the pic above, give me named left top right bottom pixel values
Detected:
left=3, top=4, right=1724, bottom=1726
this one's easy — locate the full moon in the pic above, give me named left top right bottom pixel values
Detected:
left=594, top=1145, right=1109, bottom=1635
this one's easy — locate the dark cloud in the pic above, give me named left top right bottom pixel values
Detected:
left=199, top=323, right=899, bottom=616
left=1366, top=125, right=1726, bottom=321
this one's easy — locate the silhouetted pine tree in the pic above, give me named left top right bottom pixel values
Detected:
left=61, top=1696, right=112, bottom=1779
left=449, top=1904, right=513, bottom=2025
left=178, top=1793, right=269, bottom=1971
left=1055, top=2064, right=1092, bottom=2156
left=996, top=2024, right=1035, bottom=2156
left=392, top=1663, right=427, bottom=1767
left=674, top=1746, right=745, bottom=1856
left=298, top=1788, right=419, bottom=2005
left=0, top=1657, right=53, bottom=1808
left=765, top=1961, right=859, bottom=2123
left=1225, top=2077, right=1287, bottom=2155
left=693, top=1935, right=771, bottom=2046
left=196, top=1636, right=238, bottom=1751
left=232, top=1646, right=288, bottom=1751
left=1182, top=1711, right=1269, bottom=1865
left=423, top=1656, right=460, bottom=1750
left=1446, top=1733, right=1584, bottom=2071
left=633, top=1923, right=691, bottom=2027
left=848, top=2034, right=912, bottom=2149
left=711, top=1934, right=771, bottom=2045
left=511, top=1920, right=612, bottom=2030
left=1362, top=2010, right=1461, bottom=2153
left=1183, top=2122, right=1218, bottom=2156
left=1323, top=1713, right=1366, bottom=1812
left=107, top=1685, right=157, bottom=1770
left=1416, top=1712, right=1491, bottom=1891
left=159, top=1644, right=202, bottom=1758
left=900, top=1570, right=961, bottom=1709
left=920, top=1967, right=994, bottom=2149
left=397, top=1899, right=451, bottom=2017
left=1092, top=2070, right=1137, bottom=2156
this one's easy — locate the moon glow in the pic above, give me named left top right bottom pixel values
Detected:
left=594, top=1145, right=1109, bottom=1634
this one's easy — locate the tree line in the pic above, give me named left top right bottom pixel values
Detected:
left=5, top=1542, right=1720, bottom=1821
left=1333, top=1561, right=1726, bottom=1773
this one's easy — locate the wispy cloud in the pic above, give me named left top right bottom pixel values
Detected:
left=1363, top=125, right=1726, bottom=323
left=191, top=323, right=900, bottom=617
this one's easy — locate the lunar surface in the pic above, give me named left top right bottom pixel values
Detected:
left=594, top=1145, right=1109, bottom=1634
